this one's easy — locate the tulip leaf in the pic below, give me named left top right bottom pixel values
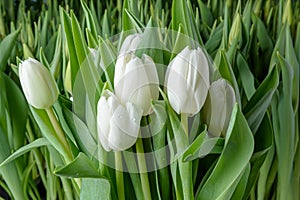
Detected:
left=172, top=0, right=203, bottom=47
left=205, top=22, right=223, bottom=57
left=55, top=152, right=102, bottom=178
left=271, top=53, right=295, bottom=200
left=50, top=26, right=62, bottom=79
left=80, top=178, right=111, bottom=200
left=81, top=0, right=98, bottom=39
left=244, top=66, right=279, bottom=134
left=236, top=52, right=255, bottom=100
left=218, top=51, right=241, bottom=106
left=198, top=0, right=214, bottom=27
left=197, top=105, right=254, bottom=200
left=30, top=107, right=71, bottom=159
left=0, top=126, right=25, bottom=200
left=0, top=138, right=49, bottom=168
left=62, top=105, right=98, bottom=158
left=122, top=0, right=141, bottom=31
left=123, top=9, right=144, bottom=32
left=0, top=27, right=20, bottom=71
left=284, top=26, right=299, bottom=112
left=183, top=131, right=225, bottom=162
left=151, top=100, right=171, bottom=200
left=2, top=73, right=28, bottom=149
left=231, top=163, right=251, bottom=200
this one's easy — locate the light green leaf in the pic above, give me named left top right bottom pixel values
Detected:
left=236, top=52, right=255, bottom=100
left=0, top=27, right=20, bottom=71
left=244, top=67, right=279, bottom=134
left=0, top=138, right=49, bottom=168
left=30, top=107, right=68, bottom=158
left=55, top=153, right=102, bottom=178
left=0, top=126, right=25, bottom=200
left=81, top=0, right=98, bottom=39
left=3, top=74, right=28, bottom=149
left=80, top=178, right=111, bottom=200
left=231, top=164, right=251, bottom=200
left=197, top=105, right=254, bottom=200
left=62, top=106, right=97, bottom=158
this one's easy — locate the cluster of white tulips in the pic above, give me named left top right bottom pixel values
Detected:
left=95, top=34, right=236, bottom=152
left=2, top=0, right=297, bottom=199
left=18, top=33, right=237, bottom=153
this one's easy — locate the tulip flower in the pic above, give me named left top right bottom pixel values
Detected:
left=119, top=33, right=141, bottom=55
left=19, top=58, right=59, bottom=109
left=165, top=46, right=210, bottom=116
left=202, top=79, right=236, bottom=137
left=114, top=53, right=159, bottom=116
left=97, top=90, right=143, bottom=151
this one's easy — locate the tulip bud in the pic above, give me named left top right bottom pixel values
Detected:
left=119, top=33, right=141, bottom=55
left=228, top=14, right=241, bottom=46
left=202, top=79, right=236, bottom=137
left=97, top=90, right=142, bottom=151
left=114, top=53, right=159, bottom=116
left=165, top=46, right=210, bottom=116
left=64, top=61, right=72, bottom=95
left=19, top=58, right=59, bottom=109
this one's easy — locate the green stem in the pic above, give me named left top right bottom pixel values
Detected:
left=136, top=137, right=151, bottom=200
left=46, top=108, right=81, bottom=193
left=45, top=107, right=73, bottom=163
left=180, top=113, right=194, bottom=200
left=115, top=151, right=125, bottom=200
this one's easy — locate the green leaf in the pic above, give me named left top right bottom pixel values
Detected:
left=0, top=126, right=25, bottom=200
left=62, top=106, right=97, bottom=158
left=198, top=0, right=213, bottom=27
left=150, top=101, right=170, bottom=200
left=183, top=130, right=225, bottom=162
left=284, top=26, right=299, bottom=112
left=244, top=67, right=279, bottom=134
left=3, top=74, right=28, bottom=149
left=172, top=0, right=203, bottom=47
left=272, top=53, right=295, bottom=200
left=30, top=107, right=68, bottom=158
left=231, top=164, right=251, bottom=200
left=80, top=178, right=111, bottom=200
left=0, top=27, right=20, bottom=71
left=218, top=51, right=241, bottom=106
left=81, top=0, right=98, bottom=39
left=236, top=52, right=255, bottom=100
left=0, top=138, right=49, bottom=167
left=55, top=153, right=102, bottom=178
left=197, top=105, right=254, bottom=200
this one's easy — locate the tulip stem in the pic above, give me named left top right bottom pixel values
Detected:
left=136, top=137, right=152, bottom=200
left=181, top=113, right=188, bottom=137
left=46, top=107, right=73, bottom=163
left=180, top=114, right=194, bottom=200
left=115, top=151, right=125, bottom=200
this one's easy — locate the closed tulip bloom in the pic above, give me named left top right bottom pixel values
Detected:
left=119, top=33, right=141, bottom=55
left=203, top=79, right=236, bottom=137
left=165, top=46, right=210, bottom=116
left=19, top=58, right=59, bottom=109
left=97, top=90, right=142, bottom=151
left=114, top=53, right=159, bottom=116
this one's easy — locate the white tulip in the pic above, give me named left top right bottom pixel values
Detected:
left=119, top=33, right=141, bottom=55
left=165, top=46, right=210, bottom=116
left=97, top=90, right=142, bottom=151
left=202, top=79, right=236, bottom=137
left=114, top=53, right=159, bottom=116
left=19, top=58, right=59, bottom=109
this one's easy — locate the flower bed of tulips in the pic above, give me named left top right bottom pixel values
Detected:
left=0, top=0, right=299, bottom=199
